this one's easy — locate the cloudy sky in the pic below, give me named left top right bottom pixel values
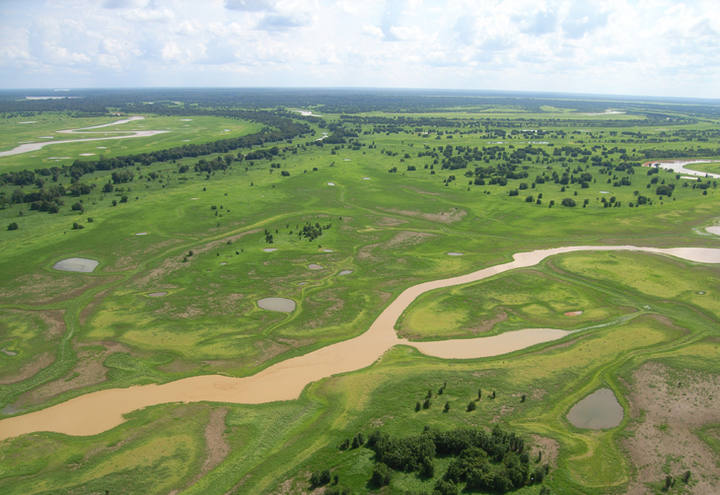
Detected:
left=1, top=0, right=719, bottom=98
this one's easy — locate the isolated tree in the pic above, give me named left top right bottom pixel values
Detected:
left=370, top=462, right=391, bottom=487
left=7, top=222, right=18, bottom=231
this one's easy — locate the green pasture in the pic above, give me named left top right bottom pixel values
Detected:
left=0, top=100, right=719, bottom=493
left=0, top=113, right=261, bottom=173
left=685, top=161, right=720, bottom=175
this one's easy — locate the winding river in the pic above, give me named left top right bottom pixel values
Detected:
left=1, top=245, right=719, bottom=441
left=0, top=116, right=168, bottom=158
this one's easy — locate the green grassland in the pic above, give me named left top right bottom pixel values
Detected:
left=686, top=161, right=720, bottom=175
left=0, top=97, right=719, bottom=493
left=0, top=113, right=261, bottom=173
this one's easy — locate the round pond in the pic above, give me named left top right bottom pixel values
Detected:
left=257, top=297, right=296, bottom=313
left=567, top=388, right=623, bottom=429
left=53, top=258, right=99, bottom=273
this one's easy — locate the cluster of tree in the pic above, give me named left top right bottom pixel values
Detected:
left=194, top=155, right=234, bottom=173
left=299, top=221, right=330, bottom=241
left=342, top=426, right=550, bottom=493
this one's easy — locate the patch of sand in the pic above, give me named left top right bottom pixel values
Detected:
left=308, top=264, right=323, bottom=270
left=646, top=160, right=720, bottom=179
left=707, top=226, right=720, bottom=236
left=623, top=362, right=720, bottom=494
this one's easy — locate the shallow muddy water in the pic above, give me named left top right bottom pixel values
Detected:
left=53, top=258, right=99, bottom=273
left=566, top=388, right=623, bottom=429
left=1, top=245, right=719, bottom=440
left=257, top=297, right=296, bottom=312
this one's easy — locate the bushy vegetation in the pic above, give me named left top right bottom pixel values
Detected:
left=333, top=426, right=548, bottom=493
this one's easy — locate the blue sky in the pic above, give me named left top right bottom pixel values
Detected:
left=1, top=0, right=719, bottom=98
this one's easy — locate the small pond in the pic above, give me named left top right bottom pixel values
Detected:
left=257, top=297, right=296, bottom=313
left=567, top=388, right=623, bottom=429
left=53, top=258, right=99, bottom=273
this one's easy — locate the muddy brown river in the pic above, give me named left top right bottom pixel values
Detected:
left=1, top=245, right=718, bottom=440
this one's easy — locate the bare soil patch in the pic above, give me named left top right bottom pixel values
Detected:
left=0, top=352, right=55, bottom=385
left=386, top=231, right=436, bottom=248
left=181, top=408, right=230, bottom=489
left=529, top=434, right=559, bottom=467
left=469, top=310, right=508, bottom=334
left=10, top=341, right=130, bottom=408
left=0, top=273, right=82, bottom=305
left=623, top=362, right=720, bottom=494
left=401, top=185, right=441, bottom=196
left=0, top=310, right=65, bottom=384
left=135, top=230, right=259, bottom=288
left=377, top=216, right=407, bottom=226
left=383, top=207, right=467, bottom=224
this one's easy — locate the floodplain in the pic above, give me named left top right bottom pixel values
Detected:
left=0, top=89, right=719, bottom=494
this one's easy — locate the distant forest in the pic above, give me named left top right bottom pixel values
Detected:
left=2, top=87, right=720, bottom=118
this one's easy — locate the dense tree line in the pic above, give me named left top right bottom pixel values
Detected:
left=0, top=114, right=309, bottom=209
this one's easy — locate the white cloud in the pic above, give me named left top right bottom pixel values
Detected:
left=0, top=0, right=718, bottom=97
